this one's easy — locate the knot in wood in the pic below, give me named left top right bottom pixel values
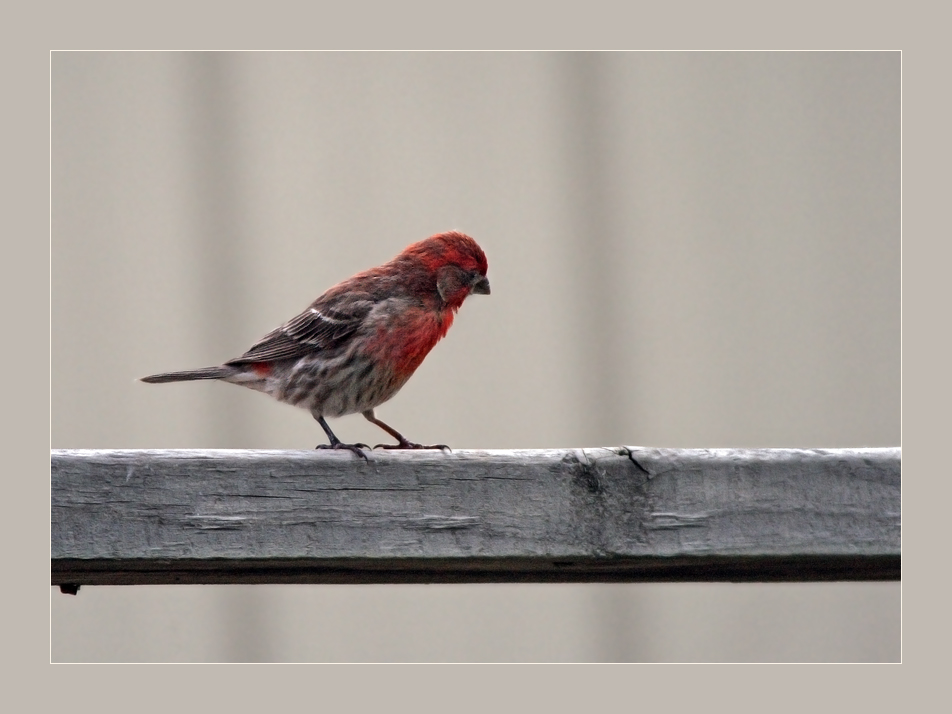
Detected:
left=563, top=451, right=603, bottom=495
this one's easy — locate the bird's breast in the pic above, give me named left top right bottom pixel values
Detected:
left=365, top=306, right=454, bottom=379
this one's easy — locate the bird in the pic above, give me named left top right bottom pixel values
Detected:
left=141, top=230, right=489, bottom=458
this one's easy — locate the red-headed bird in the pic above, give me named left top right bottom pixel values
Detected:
left=141, top=231, right=489, bottom=457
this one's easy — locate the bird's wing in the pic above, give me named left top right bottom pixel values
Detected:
left=228, top=294, right=375, bottom=364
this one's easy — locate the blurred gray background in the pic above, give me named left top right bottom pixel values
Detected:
left=51, top=52, right=900, bottom=662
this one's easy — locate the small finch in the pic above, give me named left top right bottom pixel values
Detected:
left=141, top=231, right=490, bottom=457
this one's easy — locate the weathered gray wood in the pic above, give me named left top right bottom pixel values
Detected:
left=51, top=447, right=900, bottom=586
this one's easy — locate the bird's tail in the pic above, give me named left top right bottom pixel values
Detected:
left=140, top=366, right=231, bottom=384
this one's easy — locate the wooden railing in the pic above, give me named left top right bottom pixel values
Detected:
left=51, top=447, right=901, bottom=592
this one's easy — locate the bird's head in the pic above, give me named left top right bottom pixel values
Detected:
left=400, top=231, right=490, bottom=309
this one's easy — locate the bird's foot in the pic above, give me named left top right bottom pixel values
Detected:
left=316, top=442, right=370, bottom=459
left=373, top=440, right=451, bottom=452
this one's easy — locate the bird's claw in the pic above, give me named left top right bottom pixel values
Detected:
left=373, top=441, right=452, bottom=452
left=316, top=442, right=370, bottom=460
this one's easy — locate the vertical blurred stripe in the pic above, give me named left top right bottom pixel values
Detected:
left=558, top=52, right=646, bottom=661
left=182, top=53, right=255, bottom=450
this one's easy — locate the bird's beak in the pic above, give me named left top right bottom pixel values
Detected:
left=471, top=276, right=491, bottom=295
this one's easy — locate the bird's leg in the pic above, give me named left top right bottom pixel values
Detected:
left=363, top=409, right=450, bottom=451
left=313, top=414, right=369, bottom=459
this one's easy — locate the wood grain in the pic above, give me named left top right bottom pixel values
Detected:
left=51, top=447, right=901, bottom=585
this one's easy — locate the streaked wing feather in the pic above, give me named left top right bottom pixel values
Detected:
left=228, top=297, right=374, bottom=364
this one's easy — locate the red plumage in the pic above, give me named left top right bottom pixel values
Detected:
left=141, top=231, right=490, bottom=456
